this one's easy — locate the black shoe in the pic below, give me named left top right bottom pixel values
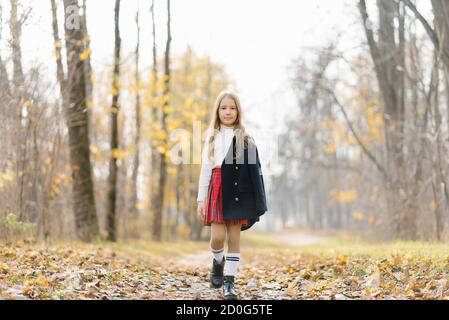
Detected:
left=222, top=276, right=238, bottom=300
left=210, top=257, right=225, bottom=288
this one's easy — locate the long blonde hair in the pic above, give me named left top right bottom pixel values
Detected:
left=206, top=91, right=255, bottom=162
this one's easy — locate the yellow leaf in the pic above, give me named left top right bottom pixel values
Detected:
left=24, top=279, right=35, bottom=286
left=430, top=200, right=437, bottom=210
left=22, top=287, right=32, bottom=296
left=365, top=268, right=381, bottom=288
left=80, top=47, right=92, bottom=61
left=37, top=276, right=49, bottom=287
left=0, top=264, right=10, bottom=273
left=406, top=289, right=415, bottom=298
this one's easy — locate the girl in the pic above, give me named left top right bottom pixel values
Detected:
left=196, top=90, right=268, bottom=300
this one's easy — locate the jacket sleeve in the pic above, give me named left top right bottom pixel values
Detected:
left=197, top=134, right=212, bottom=202
left=248, top=143, right=268, bottom=215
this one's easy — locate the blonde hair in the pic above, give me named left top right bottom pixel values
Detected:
left=205, top=90, right=255, bottom=162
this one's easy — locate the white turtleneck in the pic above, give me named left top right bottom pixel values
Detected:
left=197, top=124, right=235, bottom=202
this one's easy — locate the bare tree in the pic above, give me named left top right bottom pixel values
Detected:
left=0, top=2, right=11, bottom=97
left=80, top=0, right=94, bottom=139
left=130, top=5, right=142, bottom=231
left=10, top=0, right=25, bottom=89
left=152, top=0, right=171, bottom=241
left=359, top=0, right=416, bottom=239
left=106, top=0, right=121, bottom=242
left=62, top=0, right=99, bottom=241
left=149, top=0, right=160, bottom=236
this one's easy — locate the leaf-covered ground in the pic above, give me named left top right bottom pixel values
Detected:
left=2, top=232, right=449, bottom=300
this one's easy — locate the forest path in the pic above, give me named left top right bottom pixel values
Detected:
left=151, top=230, right=328, bottom=300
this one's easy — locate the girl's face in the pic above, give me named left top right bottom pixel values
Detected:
left=218, top=97, right=238, bottom=127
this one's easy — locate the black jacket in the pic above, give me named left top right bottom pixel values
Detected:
left=220, top=136, right=268, bottom=231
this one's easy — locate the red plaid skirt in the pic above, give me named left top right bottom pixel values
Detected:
left=204, top=167, right=249, bottom=226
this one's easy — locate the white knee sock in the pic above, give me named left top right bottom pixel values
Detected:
left=224, top=253, right=240, bottom=276
left=211, top=246, right=224, bottom=262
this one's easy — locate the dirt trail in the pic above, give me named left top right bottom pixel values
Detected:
left=145, top=231, right=329, bottom=300
left=273, top=231, right=328, bottom=247
left=177, top=231, right=327, bottom=268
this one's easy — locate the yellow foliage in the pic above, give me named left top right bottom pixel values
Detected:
left=325, top=143, right=337, bottom=154
left=24, top=279, right=35, bottom=286
left=184, top=97, right=194, bottom=109
left=163, top=105, right=174, bottom=114
left=24, top=100, right=34, bottom=110
left=135, top=202, right=146, bottom=210
left=0, top=169, right=16, bottom=188
left=111, top=87, right=119, bottom=98
left=167, top=166, right=177, bottom=176
left=80, top=47, right=92, bottom=61
left=347, top=135, right=357, bottom=145
left=152, top=131, right=167, bottom=141
left=54, top=50, right=61, bottom=61
left=352, top=211, right=364, bottom=221
left=331, top=189, right=358, bottom=203
left=90, top=145, right=99, bottom=155
left=112, top=146, right=135, bottom=160
left=431, top=200, right=437, bottom=210
left=110, top=106, right=119, bottom=114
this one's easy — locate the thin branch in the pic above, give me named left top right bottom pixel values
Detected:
left=323, top=86, right=389, bottom=181
left=400, top=0, right=441, bottom=53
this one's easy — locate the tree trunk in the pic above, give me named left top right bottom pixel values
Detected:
left=130, top=7, right=141, bottom=225
left=0, top=3, right=8, bottom=96
left=149, top=0, right=160, bottom=234
left=106, top=0, right=121, bottom=242
left=152, top=0, right=171, bottom=242
left=10, top=0, right=24, bottom=89
left=359, top=0, right=416, bottom=239
left=80, top=0, right=94, bottom=142
left=431, top=0, right=449, bottom=74
left=63, top=0, right=99, bottom=242
left=431, top=51, right=445, bottom=240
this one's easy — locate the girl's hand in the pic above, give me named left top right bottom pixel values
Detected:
left=197, top=201, right=205, bottom=221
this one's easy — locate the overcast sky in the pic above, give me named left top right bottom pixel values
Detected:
left=1, top=0, right=362, bottom=129
left=0, top=0, right=369, bottom=178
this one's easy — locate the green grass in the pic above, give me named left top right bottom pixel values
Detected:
left=11, top=230, right=449, bottom=262
left=293, top=234, right=449, bottom=260
left=241, top=232, right=288, bottom=249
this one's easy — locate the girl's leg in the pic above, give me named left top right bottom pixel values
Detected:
left=223, top=223, right=241, bottom=299
left=226, top=223, right=241, bottom=253
left=210, top=223, right=226, bottom=262
left=210, top=223, right=226, bottom=288
left=225, top=224, right=241, bottom=276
